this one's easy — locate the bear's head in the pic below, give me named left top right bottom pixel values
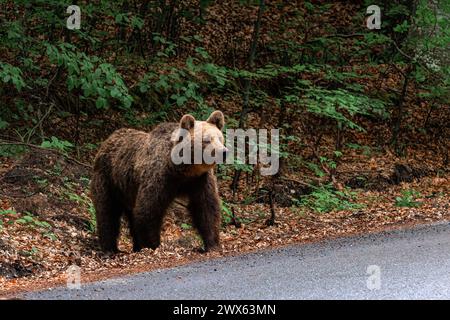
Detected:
left=171, top=111, right=228, bottom=176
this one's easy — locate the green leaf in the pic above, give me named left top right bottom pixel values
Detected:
left=176, top=96, right=187, bottom=106
left=393, top=20, right=409, bottom=33
left=96, top=97, right=108, bottom=109
left=23, top=215, right=34, bottom=222
left=181, top=223, right=191, bottom=230
left=0, top=119, right=8, bottom=130
left=110, top=88, right=121, bottom=98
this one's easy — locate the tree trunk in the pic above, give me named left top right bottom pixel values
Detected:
left=231, top=0, right=265, bottom=196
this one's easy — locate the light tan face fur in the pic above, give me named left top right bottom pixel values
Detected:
left=195, top=121, right=226, bottom=154
left=187, top=121, right=226, bottom=176
left=175, top=111, right=226, bottom=176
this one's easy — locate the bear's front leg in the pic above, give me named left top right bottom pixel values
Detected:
left=188, top=173, right=221, bottom=252
left=131, top=185, right=172, bottom=252
left=131, top=214, right=163, bottom=252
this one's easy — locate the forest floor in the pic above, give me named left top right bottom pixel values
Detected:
left=0, top=147, right=448, bottom=298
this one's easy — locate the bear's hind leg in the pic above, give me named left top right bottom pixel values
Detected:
left=91, top=174, right=123, bottom=253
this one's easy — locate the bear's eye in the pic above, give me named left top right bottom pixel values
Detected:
left=203, top=136, right=211, bottom=143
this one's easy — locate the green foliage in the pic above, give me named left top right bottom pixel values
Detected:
left=16, top=211, right=52, bottom=229
left=153, top=34, right=178, bottom=58
left=0, top=208, right=55, bottom=239
left=320, top=156, right=337, bottom=170
left=307, top=162, right=326, bottom=178
left=0, top=209, right=17, bottom=215
left=46, top=44, right=133, bottom=109
left=0, top=145, right=27, bottom=158
left=21, top=247, right=40, bottom=257
left=221, top=201, right=238, bottom=226
left=0, top=117, right=9, bottom=129
left=395, top=189, right=422, bottom=208
left=385, top=1, right=450, bottom=105
left=302, top=88, right=388, bottom=131
left=0, top=209, right=17, bottom=230
left=0, top=62, right=26, bottom=91
left=181, top=223, right=192, bottom=230
left=41, top=136, right=74, bottom=154
left=299, top=184, right=363, bottom=213
left=66, top=189, right=96, bottom=233
left=346, top=143, right=372, bottom=156
left=138, top=44, right=229, bottom=112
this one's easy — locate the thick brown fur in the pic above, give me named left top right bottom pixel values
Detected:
left=91, top=117, right=223, bottom=253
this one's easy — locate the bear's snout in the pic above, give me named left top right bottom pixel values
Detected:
left=210, top=146, right=229, bottom=160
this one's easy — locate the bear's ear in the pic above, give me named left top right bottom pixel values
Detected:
left=180, top=114, right=196, bottom=131
left=207, top=110, right=225, bottom=130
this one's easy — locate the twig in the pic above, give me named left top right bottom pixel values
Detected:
left=26, top=102, right=54, bottom=143
left=279, top=176, right=316, bottom=188
left=46, top=68, right=61, bottom=98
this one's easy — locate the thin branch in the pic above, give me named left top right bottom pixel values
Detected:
left=25, top=103, right=54, bottom=144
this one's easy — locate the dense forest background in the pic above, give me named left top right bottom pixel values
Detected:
left=0, top=0, right=449, bottom=288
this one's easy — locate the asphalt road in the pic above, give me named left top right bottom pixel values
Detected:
left=22, top=222, right=450, bottom=300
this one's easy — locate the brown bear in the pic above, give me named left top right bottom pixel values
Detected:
left=90, top=111, right=228, bottom=253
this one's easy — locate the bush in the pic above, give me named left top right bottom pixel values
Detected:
left=299, top=184, right=363, bottom=213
